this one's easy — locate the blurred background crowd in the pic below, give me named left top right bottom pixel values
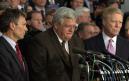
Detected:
left=0, top=0, right=128, bottom=40
left=0, top=0, right=129, bottom=81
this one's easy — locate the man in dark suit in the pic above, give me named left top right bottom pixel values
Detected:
left=68, top=0, right=84, bottom=10
left=85, top=7, right=129, bottom=61
left=0, top=8, right=29, bottom=81
left=30, top=0, right=47, bottom=17
left=7, top=0, right=20, bottom=9
left=27, top=7, right=85, bottom=81
left=18, top=10, right=43, bottom=64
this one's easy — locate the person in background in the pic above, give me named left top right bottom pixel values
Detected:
left=0, top=8, right=29, bottom=81
left=77, top=22, right=100, bottom=40
left=107, top=0, right=120, bottom=8
left=68, top=0, right=84, bottom=10
left=92, top=1, right=106, bottom=29
left=45, top=8, right=56, bottom=29
left=18, top=0, right=32, bottom=12
left=30, top=0, right=47, bottom=19
left=18, top=0, right=27, bottom=11
left=85, top=7, right=129, bottom=61
left=124, top=17, right=129, bottom=40
left=27, top=7, right=85, bottom=81
left=26, top=10, right=46, bottom=32
left=47, top=0, right=68, bottom=7
left=0, top=1, right=10, bottom=15
left=7, top=0, right=20, bottom=9
left=18, top=10, right=45, bottom=58
left=75, top=7, right=91, bottom=25
left=0, top=1, right=10, bottom=36
left=30, top=0, right=47, bottom=11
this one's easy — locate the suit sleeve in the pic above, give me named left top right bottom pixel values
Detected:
left=0, top=49, right=14, bottom=81
left=27, top=38, right=48, bottom=81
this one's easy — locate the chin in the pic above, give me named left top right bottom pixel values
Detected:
left=65, top=37, right=71, bottom=41
left=20, top=36, right=24, bottom=40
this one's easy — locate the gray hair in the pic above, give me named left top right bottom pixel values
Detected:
left=53, top=7, right=76, bottom=25
left=75, top=7, right=90, bottom=17
left=102, top=7, right=123, bottom=19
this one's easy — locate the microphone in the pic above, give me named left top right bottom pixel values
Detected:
left=75, top=53, right=89, bottom=81
left=73, top=47, right=129, bottom=65
left=101, top=51, right=129, bottom=65
left=76, top=54, right=86, bottom=65
left=72, top=47, right=106, bottom=59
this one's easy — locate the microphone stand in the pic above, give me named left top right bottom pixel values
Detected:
left=112, top=59, right=127, bottom=81
left=94, top=60, right=114, bottom=81
left=106, top=55, right=116, bottom=81
left=76, top=54, right=90, bottom=81
left=72, top=47, right=129, bottom=81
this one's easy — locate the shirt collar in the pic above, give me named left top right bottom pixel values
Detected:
left=102, top=31, right=117, bottom=47
left=54, top=31, right=63, bottom=44
left=102, top=32, right=117, bottom=41
left=54, top=29, right=69, bottom=53
left=18, top=5, right=24, bottom=10
left=53, top=29, right=68, bottom=44
left=2, top=35, right=16, bottom=51
left=35, top=6, right=45, bottom=11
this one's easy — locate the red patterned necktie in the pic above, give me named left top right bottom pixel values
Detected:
left=15, top=43, right=25, bottom=70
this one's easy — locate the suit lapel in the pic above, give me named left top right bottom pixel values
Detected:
left=68, top=40, right=75, bottom=67
left=97, top=34, right=107, bottom=53
left=116, top=36, right=121, bottom=56
left=48, top=29, right=80, bottom=81
left=48, top=29, right=72, bottom=67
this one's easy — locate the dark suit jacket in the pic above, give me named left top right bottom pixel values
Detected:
left=27, top=28, right=84, bottom=81
left=84, top=33, right=129, bottom=61
left=0, top=37, right=29, bottom=81
left=18, top=27, right=42, bottom=56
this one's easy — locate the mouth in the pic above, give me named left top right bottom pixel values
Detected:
left=67, top=33, right=73, bottom=36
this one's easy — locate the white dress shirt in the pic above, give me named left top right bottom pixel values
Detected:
left=54, top=31, right=69, bottom=53
left=102, top=32, right=117, bottom=52
left=2, top=35, right=16, bottom=51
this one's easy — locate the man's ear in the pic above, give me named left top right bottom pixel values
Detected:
left=9, top=22, right=16, bottom=30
